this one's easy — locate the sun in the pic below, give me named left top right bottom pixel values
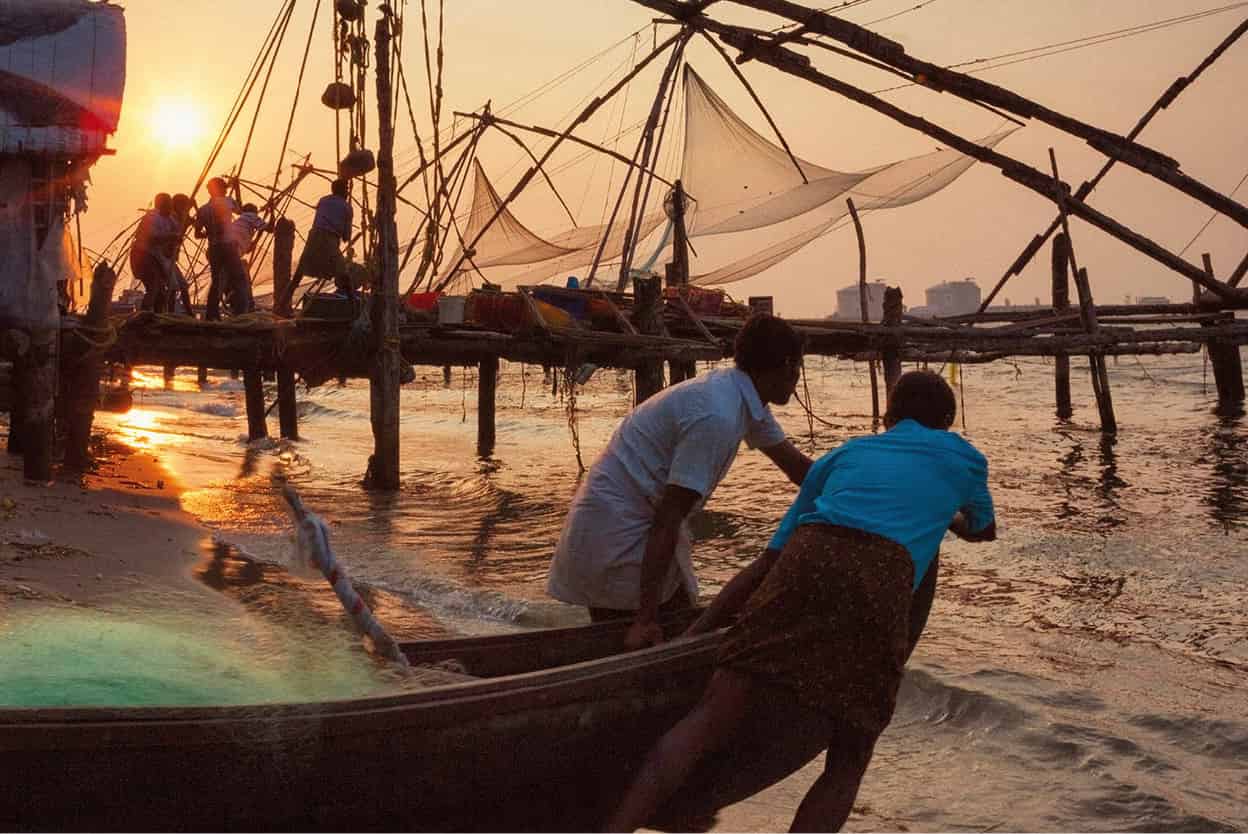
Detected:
left=148, top=97, right=205, bottom=151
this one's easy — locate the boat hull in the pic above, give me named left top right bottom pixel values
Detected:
left=0, top=617, right=827, bottom=831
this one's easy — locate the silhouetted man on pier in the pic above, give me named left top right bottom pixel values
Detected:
left=276, top=178, right=354, bottom=315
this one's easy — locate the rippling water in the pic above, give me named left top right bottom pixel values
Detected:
left=91, top=355, right=1247, bottom=830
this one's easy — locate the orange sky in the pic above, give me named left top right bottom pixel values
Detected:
left=85, top=0, right=1248, bottom=315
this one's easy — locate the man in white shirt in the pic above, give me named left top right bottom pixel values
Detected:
left=547, top=314, right=812, bottom=649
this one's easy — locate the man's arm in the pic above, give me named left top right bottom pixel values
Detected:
left=760, top=439, right=813, bottom=486
left=684, top=547, right=781, bottom=637
left=626, top=483, right=701, bottom=650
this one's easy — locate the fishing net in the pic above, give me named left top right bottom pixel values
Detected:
left=437, top=64, right=1015, bottom=291
left=0, top=607, right=390, bottom=708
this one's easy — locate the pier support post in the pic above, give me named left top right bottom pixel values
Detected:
left=19, top=327, right=56, bottom=481
left=63, top=262, right=118, bottom=470
left=846, top=198, right=881, bottom=426
left=273, top=218, right=299, bottom=438
left=1071, top=266, right=1117, bottom=433
left=198, top=366, right=208, bottom=387
left=443, top=365, right=452, bottom=387
left=1052, top=233, right=1073, bottom=419
left=664, top=180, right=696, bottom=385
left=478, top=356, right=498, bottom=456
left=163, top=364, right=176, bottom=388
left=1201, top=254, right=1245, bottom=415
left=243, top=367, right=268, bottom=441
left=367, top=12, right=401, bottom=489
left=632, top=274, right=665, bottom=405
left=882, top=286, right=904, bottom=399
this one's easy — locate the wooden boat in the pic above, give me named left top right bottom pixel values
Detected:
left=0, top=613, right=828, bottom=831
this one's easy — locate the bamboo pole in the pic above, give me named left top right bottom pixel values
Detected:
left=626, top=4, right=1246, bottom=302
left=1052, top=233, right=1072, bottom=420
left=978, top=17, right=1248, bottom=313
left=706, top=0, right=1248, bottom=229
left=369, top=11, right=402, bottom=490
left=847, top=198, right=880, bottom=427
left=438, top=29, right=689, bottom=291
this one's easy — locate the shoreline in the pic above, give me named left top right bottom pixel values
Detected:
left=0, top=434, right=214, bottom=615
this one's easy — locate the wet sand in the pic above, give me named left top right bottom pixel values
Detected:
left=0, top=441, right=210, bottom=613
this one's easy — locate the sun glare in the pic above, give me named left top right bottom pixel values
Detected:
left=149, top=97, right=204, bottom=151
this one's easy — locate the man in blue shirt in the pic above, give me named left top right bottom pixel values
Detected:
left=276, top=178, right=354, bottom=315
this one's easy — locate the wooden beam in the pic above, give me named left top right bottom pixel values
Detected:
left=1052, top=233, right=1072, bottom=420
left=273, top=218, right=299, bottom=439
left=979, top=16, right=1248, bottom=313
left=709, top=0, right=1248, bottom=229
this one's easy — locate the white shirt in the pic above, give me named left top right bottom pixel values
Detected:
left=547, top=367, right=787, bottom=610
left=228, top=212, right=267, bottom=254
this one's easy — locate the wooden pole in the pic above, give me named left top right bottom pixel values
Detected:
left=1048, top=149, right=1116, bottom=433
left=628, top=4, right=1246, bottom=303
left=979, top=17, right=1248, bottom=313
left=273, top=218, right=299, bottom=438
left=438, top=30, right=688, bottom=290
left=243, top=367, right=268, bottom=441
left=665, top=180, right=697, bottom=384
left=882, top=286, right=903, bottom=398
left=63, top=262, right=118, bottom=470
left=368, top=12, right=401, bottom=489
left=1201, top=253, right=1246, bottom=415
left=478, top=356, right=498, bottom=456
left=163, top=364, right=176, bottom=388
left=21, top=327, right=56, bottom=481
left=1052, top=233, right=1073, bottom=420
left=632, top=274, right=666, bottom=405
left=198, top=366, right=208, bottom=387
left=709, top=0, right=1248, bottom=229
left=847, top=198, right=880, bottom=427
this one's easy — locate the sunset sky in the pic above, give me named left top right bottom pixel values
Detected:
left=86, top=0, right=1248, bottom=315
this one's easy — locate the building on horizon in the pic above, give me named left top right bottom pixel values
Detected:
left=834, top=280, right=887, bottom=321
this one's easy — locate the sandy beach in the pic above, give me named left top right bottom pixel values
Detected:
left=0, top=438, right=210, bottom=615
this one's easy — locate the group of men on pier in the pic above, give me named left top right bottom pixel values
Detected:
left=129, top=176, right=354, bottom=319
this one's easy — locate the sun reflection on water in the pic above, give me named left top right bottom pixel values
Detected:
left=111, top=408, right=186, bottom=451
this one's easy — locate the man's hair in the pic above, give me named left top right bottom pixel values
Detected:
left=885, top=370, right=957, bottom=430
left=733, top=313, right=803, bottom=375
left=331, top=178, right=348, bottom=198
left=154, top=193, right=172, bottom=212
left=171, top=193, right=192, bottom=212
left=241, top=203, right=258, bottom=214
left=206, top=177, right=226, bottom=196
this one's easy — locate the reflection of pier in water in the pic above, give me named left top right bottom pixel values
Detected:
left=1203, top=416, right=1248, bottom=529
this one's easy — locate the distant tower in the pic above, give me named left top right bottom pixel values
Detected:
left=925, top=278, right=982, bottom=317
left=836, top=280, right=887, bottom=320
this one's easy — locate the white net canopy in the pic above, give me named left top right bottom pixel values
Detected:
left=430, top=63, right=1016, bottom=293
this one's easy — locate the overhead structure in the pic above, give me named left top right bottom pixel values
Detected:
left=437, top=66, right=1006, bottom=292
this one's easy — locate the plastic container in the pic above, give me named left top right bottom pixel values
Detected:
left=437, top=295, right=467, bottom=325
left=404, top=291, right=440, bottom=312
left=467, top=291, right=527, bottom=332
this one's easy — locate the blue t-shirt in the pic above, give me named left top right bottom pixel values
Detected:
left=311, top=194, right=353, bottom=242
left=768, top=419, right=995, bottom=588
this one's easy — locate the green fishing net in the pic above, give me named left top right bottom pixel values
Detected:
left=0, top=608, right=393, bottom=707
